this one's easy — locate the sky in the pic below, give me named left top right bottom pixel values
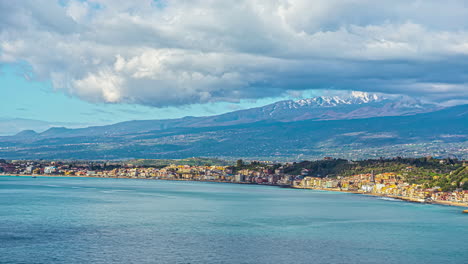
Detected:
left=1, top=0, right=468, bottom=134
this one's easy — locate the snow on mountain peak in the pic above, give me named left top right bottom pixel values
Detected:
left=350, top=91, right=379, bottom=102
left=292, top=91, right=382, bottom=108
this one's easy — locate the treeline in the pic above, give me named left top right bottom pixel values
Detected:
left=419, top=166, right=468, bottom=191
left=281, top=157, right=463, bottom=176
left=232, top=157, right=467, bottom=191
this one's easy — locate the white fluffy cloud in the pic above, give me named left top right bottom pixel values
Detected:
left=1, top=0, right=468, bottom=106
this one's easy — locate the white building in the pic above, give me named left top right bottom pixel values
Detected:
left=44, top=166, right=57, bottom=174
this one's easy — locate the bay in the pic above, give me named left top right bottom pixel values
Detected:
left=1, top=176, right=467, bottom=264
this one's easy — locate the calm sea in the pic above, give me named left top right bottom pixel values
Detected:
left=1, top=176, right=467, bottom=264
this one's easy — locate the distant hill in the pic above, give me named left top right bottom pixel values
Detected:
left=4, top=92, right=441, bottom=140
left=0, top=103, right=466, bottom=160
left=0, top=118, right=89, bottom=136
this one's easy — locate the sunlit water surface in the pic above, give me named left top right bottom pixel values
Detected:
left=1, top=176, right=467, bottom=264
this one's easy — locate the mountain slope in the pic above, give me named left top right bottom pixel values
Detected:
left=0, top=104, right=466, bottom=160
left=4, top=92, right=441, bottom=140
left=0, top=118, right=89, bottom=136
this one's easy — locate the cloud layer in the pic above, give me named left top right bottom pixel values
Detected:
left=1, top=0, right=468, bottom=106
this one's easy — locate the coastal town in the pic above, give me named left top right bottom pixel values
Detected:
left=1, top=158, right=467, bottom=207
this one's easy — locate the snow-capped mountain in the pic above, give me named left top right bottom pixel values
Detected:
left=1, top=104, right=466, bottom=160
left=210, top=91, right=439, bottom=124
left=292, top=91, right=382, bottom=108
left=4, top=91, right=442, bottom=139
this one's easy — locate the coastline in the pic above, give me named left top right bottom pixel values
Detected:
left=4, top=174, right=468, bottom=208
left=292, top=186, right=468, bottom=208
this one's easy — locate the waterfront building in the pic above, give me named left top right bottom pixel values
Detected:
left=44, top=166, right=57, bottom=174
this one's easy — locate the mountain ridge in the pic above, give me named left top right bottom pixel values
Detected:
left=9, top=92, right=442, bottom=139
left=0, top=104, right=466, bottom=160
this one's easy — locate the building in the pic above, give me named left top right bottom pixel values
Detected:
left=44, top=166, right=57, bottom=174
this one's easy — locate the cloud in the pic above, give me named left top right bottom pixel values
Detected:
left=1, top=0, right=468, bottom=107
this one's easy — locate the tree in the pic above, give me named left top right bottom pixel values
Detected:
left=236, top=159, right=244, bottom=168
left=462, top=181, right=468, bottom=190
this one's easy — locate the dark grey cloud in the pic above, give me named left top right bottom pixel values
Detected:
left=1, top=0, right=468, bottom=107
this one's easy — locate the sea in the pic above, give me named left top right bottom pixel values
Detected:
left=1, top=176, right=467, bottom=264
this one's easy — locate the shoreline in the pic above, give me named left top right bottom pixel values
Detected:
left=4, top=174, right=468, bottom=208
left=291, top=186, right=468, bottom=208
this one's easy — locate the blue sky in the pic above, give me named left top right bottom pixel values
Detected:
left=0, top=63, right=300, bottom=126
left=1, top=0, right=468, bottom=134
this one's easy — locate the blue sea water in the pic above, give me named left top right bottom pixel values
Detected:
left=0, top=176, right=467, bottom=264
